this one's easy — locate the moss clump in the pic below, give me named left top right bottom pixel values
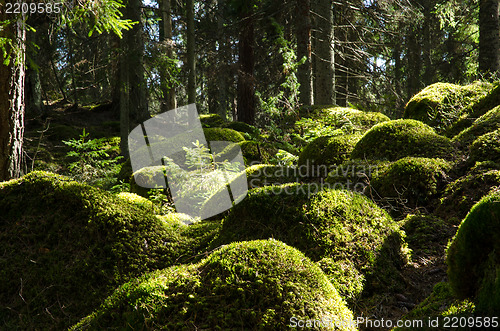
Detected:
left=350, top=119, right=453, bottom=161
left=129, top=165, right=168, bottom=198
left=72, top=239, right=356, bottom=330
left=298, top=134, right=361, bottom=169
left=203, top=127, right=245, bottom=143
left=217, top=141, right=277, bottom=166
left=213, top=184, right=409, bottom=296
left=436, top=163, right=500, bottom=223
left=469, top=128, right=500, bottom=164
left=246, top=164, right=302, bottom=188
left=370, top=157, right=451, bottom=211
left=446, top=189, right=500, bottom=309
left=224, top=121, right=259, bottom=135
left=404, top=82, right=492, bottom=133
left=0, top=171, right=177, bottom=329
left=452, top=105, right=500, bottom=147
left=117, top=191, right=154, bottom=210
left=200, top=113, right=225, bottom=128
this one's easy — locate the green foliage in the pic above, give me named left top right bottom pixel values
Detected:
left=404, top=82, right=492, bottom=133
left=203, top=127, right=245, bottom=143
left=452, top=105, right=500, bottom=147
left=298, top=134, right=361, bottom=169
left=71, top=240, right=356, bottom=330
left=371, top=157, right=451, bottom=211
left=469, top=128, right=500, bottom=164
left=351, top=119, right=453, bottom=161
left=446, top=189, right=500, bottom=303
left=270, top=149, right=298, bottom=166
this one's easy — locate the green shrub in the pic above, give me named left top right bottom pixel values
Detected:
left=298, top=135, right=361, bottom=170
left=436, top=163, right=500, bottom=223
left=350, top=119, right=453, bottom=161
left=203, top=127, right=245, bottom=143
left=0, top=171, right=178, bottom=329
left=71, top=240, right=356, bottom=330
left=404, top=82, right=492, bottom=133
left=370, top=157, right=451, bottom=211
left=452, top=105, right=500, bottom=147
left=213, top=184, right=409, bottom=296
left=469, top=128, right=500, bottom=164
left=200, top=113, right=225, bottom=128
left=446, top=189, right=500, bottom=307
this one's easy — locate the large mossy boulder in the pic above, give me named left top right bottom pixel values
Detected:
left=203, top=127, right=245, bottom=143
left=446, top=188, right=500, bottom=315
left=213, top=184, right=409, bottom=296
left=350, top=119, right=453, bottom=161
left=404, top=82, right=492, bottom=133
left=370, top=157, right=451, bottom=211
left=200, top=113, right=225, bottom=128
left=298, top=134, right=361, bottom=170
left=452, top=105, right=500, bottom=147
left=72, top=240, right=356, bottom=330
left=0, top=171, right=177, bottom=329
left=217, top=141, right=277, bottom=166
left=469, top=128, right=500, bottom=164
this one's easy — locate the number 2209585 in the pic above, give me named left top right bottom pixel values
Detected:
left=4, top=2, right=62, bottom=14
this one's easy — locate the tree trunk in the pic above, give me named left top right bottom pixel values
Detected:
left=186, top=0, right=196, bottom=104
left=479, top=0, right=500, bottom=79
left=334, top=2, right=348, bottom=107
left=237, top=10, right=256, bottom=125
left=0, top=12, right=26, bottom=181
left=406, top=26, right=421, bottom=99
left=160, top=0, right=177, bottom=112
left=120, top=37, right=130, bottom=159
left=312, top=0, right=335, bottom=105
left=296, top=0, right=313, bottom=106
left=216, top=0, right=230, bottom=119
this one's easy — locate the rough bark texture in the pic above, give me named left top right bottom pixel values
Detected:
left=160, top=0, right=177, bottom=112
left=479, top=0, right=500, bottom=79
left=296, top=0, right=313, bottom=106
left=312, top=0, right=335, bottom=105
left=0, top=11, right=26, bottom=181
left=187, top=0, right=197, bottom=104
left=237, top=12, right=256, bottom=125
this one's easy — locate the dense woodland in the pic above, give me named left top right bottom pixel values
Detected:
left=1, top=0, right=500, bottom=330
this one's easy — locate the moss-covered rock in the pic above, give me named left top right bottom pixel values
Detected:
left=217, top=141, right=277, bottom=166
left=213, top=184, right=409, bottom=296
left=246, top=164, right=302, bottom=188
left=370, top=157, right=451, bottom=211
left=72, top=240, right=356, bottom=330
left=436, top=162, right=500, bottom=223
left=404, top=82, right=492, bottom=133
left=117, top=191, right=154, bottom=210
left=446, top=188, right=500, bottom=310
left=350, top=119, right=453, bottom=161
left=0, top=171, right=177, bottom=329
left=200, top=113, right=225, bottom=128
left=298, top=135, right=361, bottom=170
left=130, top=165, right=168, bottom=198
left=469, top=128, right=500, bottom=164
left=224, top=121, right=259, bottom=135
left=452, top=105, right=500, bottom=147
left=203, top=127, right=245, bottom=143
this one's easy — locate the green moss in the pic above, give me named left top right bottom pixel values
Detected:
left=325, top=159, right=391, bottom=193
left=404, top=82, right=492, bottom=133
left=370, top=157, right=451, bottom=211
left=317, top=258, right=365, bottom=305
left=213, top=184, right=409, bottom=296
left=224, top=121, right=259, bottom=135
left=446, top=188, right=500, bottom=302
left=116, top=158, right=132, bottom=182
left=476, top=255, right=500, bottom=316
left=217, top=141, right=277, bottom=166
left=452, top=105, right=500, bottom=147
left=200, top=113, right=225, bottom=128
left=71, top=240, right=356, bottom=330
left=246, top=164, right=302, bottom=188
left=298, top=135, right=361, bottom=169
left=469, top=128, right=500, bottom=164
left=0, top=171, right=178, bottom=329
left=402, top=214, right=454, bottom=256
left=350, top=119, right=453, bottom=161
left=203, top=127, right=245, bottom=143
left=117, top=192, right=154, bottom=210
left=130, top=166, right=168, bottom=198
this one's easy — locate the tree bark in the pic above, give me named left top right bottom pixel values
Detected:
left=160, top=0, right=177, bottom=112
left=406, top=26, right=421, bottom=98
left=0, top=11, right=26, bottom=181
left=312, top=0, right=335, bottom=105
left=186, top=0, right=196, bottom=104
left=479, top=0, right=500, bottom=79
left=120, top=37, right=130, bottom=158
left=237, top=10, right=256, bottom=124
left=296, top=0, right=313, bottom=106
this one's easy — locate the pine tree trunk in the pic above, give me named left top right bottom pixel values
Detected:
left=237, top=10, right=256, bottom=124
left=160, top=0, right=177, bottom=112
left=406, top=26, right=421, bottom=98
left=187, top=0, right=196, bottom=104
left=120, top=37, right=130, bottom=159
left=479, top=0, right=500, bottom=79
left=0, top=12, right=26, bottom=181
left=312, top=0, right=335, bottom=105
left=216, top=0, right=230, bottom=119
left=296, top=0, right=313, bottom=106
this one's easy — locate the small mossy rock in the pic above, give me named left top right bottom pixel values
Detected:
left=0, top=171, right=177, bottom=330
left=130, top=165, right=169, bottom=198
left=371, top=157, right=451, bottom=211
left=350, top=119, right=453, bottom=161
left=224, top=121, right=259, bottom=135
left=117, top=192, right=154, bottom=210
left=200, top=113, right=225, bottom=128
left=298, top=134, right=361, bottom=170
left=446, top=188, right=500, bottom=303
left=437, top=162, right=500, bottom=223
left=469, top=128, right=500, bottom=164
left=72, top=240, right=356, bottom=330
left=213, top=184, right=409, bottom=295
left=452, top=105, right=500, bottom=147
left=203, top=127, right=245, bottom=143
left=404, top=82, right=492, bottom=133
